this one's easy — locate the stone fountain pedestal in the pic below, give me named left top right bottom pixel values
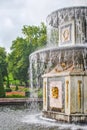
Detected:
left=29, top=6, right=87, bottom=123
left=42, top=65, right=87, bottom=123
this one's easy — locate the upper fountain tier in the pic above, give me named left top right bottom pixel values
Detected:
left=47, top=6, right=87, bottom=46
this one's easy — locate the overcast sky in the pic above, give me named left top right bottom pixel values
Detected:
left=0, top=0, right=87, bottom=52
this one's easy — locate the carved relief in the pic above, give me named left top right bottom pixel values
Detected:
left=51, top=87, right=59, bottom=98
left=62, top=29, right=70, bottom=41
left=50, top=81, right=62, bottom=109
left=60, top=23, right=72, bottom=44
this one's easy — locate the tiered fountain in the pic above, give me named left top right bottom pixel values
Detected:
left=30, top=6, right=87, bottom=123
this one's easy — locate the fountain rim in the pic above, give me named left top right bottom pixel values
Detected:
left=46, top=6, right=87, bottom=18
left=29, top=44, right=87, bottom=58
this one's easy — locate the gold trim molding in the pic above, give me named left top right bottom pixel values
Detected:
left=78, top=80, right=82, bottom=109
left=43, top=82, right=46, bottom=105
left=66, top=80, right=69, bottom=108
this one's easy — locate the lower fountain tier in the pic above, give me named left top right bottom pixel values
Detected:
left=42, top=111, right=87, bottom=123
left=42, top=65, right=87, bottom=123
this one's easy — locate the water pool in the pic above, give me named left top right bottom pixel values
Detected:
left=0, top=105, right=87, bottom=130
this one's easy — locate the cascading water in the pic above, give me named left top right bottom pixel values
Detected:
left=29, top=6, right=87, bottom=90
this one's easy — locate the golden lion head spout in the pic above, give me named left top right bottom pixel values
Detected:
left=51, top=87, right=59, bottom=98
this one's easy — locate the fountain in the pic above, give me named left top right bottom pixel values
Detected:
left=0, top=6, right=87, bottom=130
left=30, top=6, right=87, bottom=123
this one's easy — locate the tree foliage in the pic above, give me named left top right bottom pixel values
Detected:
left=0, top=47, right=7, bottom=78
left=0, top=47, right=7, bottom=97
left=0, top=70, right=5, bottom=97
left=8, top=23, right=47, bottom=86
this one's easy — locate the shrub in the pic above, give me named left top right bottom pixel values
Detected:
left=38, top=89, right=43, bottom=98
left=15, top=85, right=18, bottom=91
left=25, top=91, right=30, bottom=97
left=5, top=88, right=12, bottom=92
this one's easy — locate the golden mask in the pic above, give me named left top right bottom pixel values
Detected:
left=51, top=87, right=59, bottom=98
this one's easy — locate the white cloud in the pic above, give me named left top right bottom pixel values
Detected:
left=0, top=0, right=86, bottom=52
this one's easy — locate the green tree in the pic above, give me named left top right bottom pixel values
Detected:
left=0, top=47, right=7, bottom=78
left=8, top=23, right=47, bottom=86
left=0, top=69, right=5, bottom=97
left=0, top=47, right=7, bottom=97
left=22, top=22, right=47, bottom=48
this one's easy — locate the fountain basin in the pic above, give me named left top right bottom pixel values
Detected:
left=0, top=105, right=87, bottom=130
